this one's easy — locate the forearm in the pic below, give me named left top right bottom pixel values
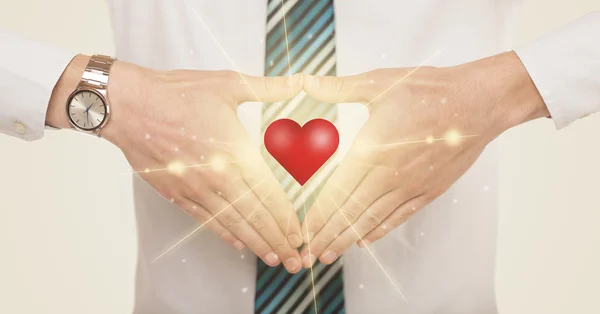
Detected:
left=45, top=54, right=91, bottom=129
left=0, top=30, right=75, bottom=141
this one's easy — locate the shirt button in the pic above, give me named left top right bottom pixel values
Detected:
left=13, top=121, right=27, bottom=134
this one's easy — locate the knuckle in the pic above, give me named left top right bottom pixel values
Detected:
left=332, top=77, right=345, bottom=94
left=360, top=212, right=382, bottom=230
left=272, top=241, right=290, bottom=253
left=391, top=210, right=413, bottom=226
left=264, top=76, right=277, bottom=92
left=313, top=237, right=332, bottom=249
left=339, top=208, right=359, bottom=224
left=221, top=213, right=242, bottom=230
left=247, top=209, right=270, bottom=230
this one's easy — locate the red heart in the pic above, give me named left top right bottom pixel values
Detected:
left=264, top=118, right=339, bottom=186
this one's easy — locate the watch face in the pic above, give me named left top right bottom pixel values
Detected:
left=67, top=90, right=108, bottom=131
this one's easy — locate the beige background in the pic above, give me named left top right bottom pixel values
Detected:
left=1, top=0, right=599, bottom=313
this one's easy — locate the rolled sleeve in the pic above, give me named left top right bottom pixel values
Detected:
left=514, top=11, right=600, bottom=130
left=0, top=30, right=75, bottom=141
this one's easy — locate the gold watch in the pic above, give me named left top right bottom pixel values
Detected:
left=65, top=54, right=116, bottom=137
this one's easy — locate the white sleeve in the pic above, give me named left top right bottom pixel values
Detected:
left=515, top=11, right=600, bottom=130
left=0, top=30, right=75, bottom=141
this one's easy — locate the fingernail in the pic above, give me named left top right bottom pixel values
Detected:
left=265, top=252, right=279, bottom=266
left=302, top=254, right=316, bottom=268
left=303, top=232, right=314, bottom=243
left=357, top=239, right=370, bottom=248
left=288, top=234, right=303, bottom=248
left=285, top=258, right=301, bottom=272
left=321, top=251, right=338, bottom=264
left=233, top=240, right=245, bottom=251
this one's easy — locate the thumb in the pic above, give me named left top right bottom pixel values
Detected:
left=234, top=73, right=303, bottom=105
left=303, top=74, right=370, bottom=104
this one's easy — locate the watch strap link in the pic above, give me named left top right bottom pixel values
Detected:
left=80, top=54, right=115, bottom=91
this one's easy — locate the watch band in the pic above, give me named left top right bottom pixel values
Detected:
left=80, top=54, right=114, bottom=92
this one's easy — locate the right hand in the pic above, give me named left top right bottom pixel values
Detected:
left=50, top=56, right=305, bottom=273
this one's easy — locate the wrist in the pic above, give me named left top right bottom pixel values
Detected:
left=46, top=54, right=91, bottom=129
left=461, top=51, right=549, bottom=134
left=99, top=60, right=151, bottom=147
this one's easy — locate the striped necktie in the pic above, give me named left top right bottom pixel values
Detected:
left=255, top=1, right=345, bottom=313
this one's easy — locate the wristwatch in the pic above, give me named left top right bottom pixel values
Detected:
left=65, top=54, right=116, bottom=137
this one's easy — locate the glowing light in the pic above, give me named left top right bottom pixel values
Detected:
left=241, top=287, right=248, bottom=294
left=445, top=130, right=462, bottom=145
left=144, top=168, right=150, bottom=173
left=329, top=192, right=408, bottom=302
left=210, top=155, right=227, bottom=172
left=182, top=259, right=186, bottom=263
left=241, top=254, right=245, bottom=259
left=145, top=134, right=151, bottom=140
left=426, top=136, right=435, bottom=144
left=167, top=160, right=186, bottom=176
left=301, top=185, right=319, bottom=313
left=209, top=137, right=215, bottom=142
left=181, top=93, right=186, bottom=98
left=359, top=284, right=365, bottom=289
left=440, top=98, right=447, bottom=104
left=453, top=199, right=458, bottom=204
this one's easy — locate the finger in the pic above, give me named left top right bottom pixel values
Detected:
left=301, top=137, right=376, bottom=244
left=303, top=73, right=374, bottom=104
left=179, top=199, right=246, bottom=251
left=190, top=192, right=281, bottom=267
left=233, top=72, right=304, bottom=104
left=235, top=146, right=304, bottom=249
left=301, top=171, right=393, bottom=266
left=314, top=190, right=409, bottom=265
left=361, top=195, right=428, bottom=245
left=219, top=170, right=302, bottom=274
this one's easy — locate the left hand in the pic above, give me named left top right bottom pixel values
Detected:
left=299, top=52, right=549, bottom=267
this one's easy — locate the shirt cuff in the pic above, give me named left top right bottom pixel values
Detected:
left=0, top=30, right=76, bottom=141
left=514, top=11, right=600, bottom=130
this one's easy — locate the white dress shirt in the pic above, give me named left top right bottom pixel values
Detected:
left=1, top=1, right=599, bottom=313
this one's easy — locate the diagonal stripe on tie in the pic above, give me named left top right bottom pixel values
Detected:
left=255, top=1, right=345, bottom=313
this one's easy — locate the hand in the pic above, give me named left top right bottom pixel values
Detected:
left=299, top=52, right=549, bottom=267
left=47, top=55, right=306, bottom=273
